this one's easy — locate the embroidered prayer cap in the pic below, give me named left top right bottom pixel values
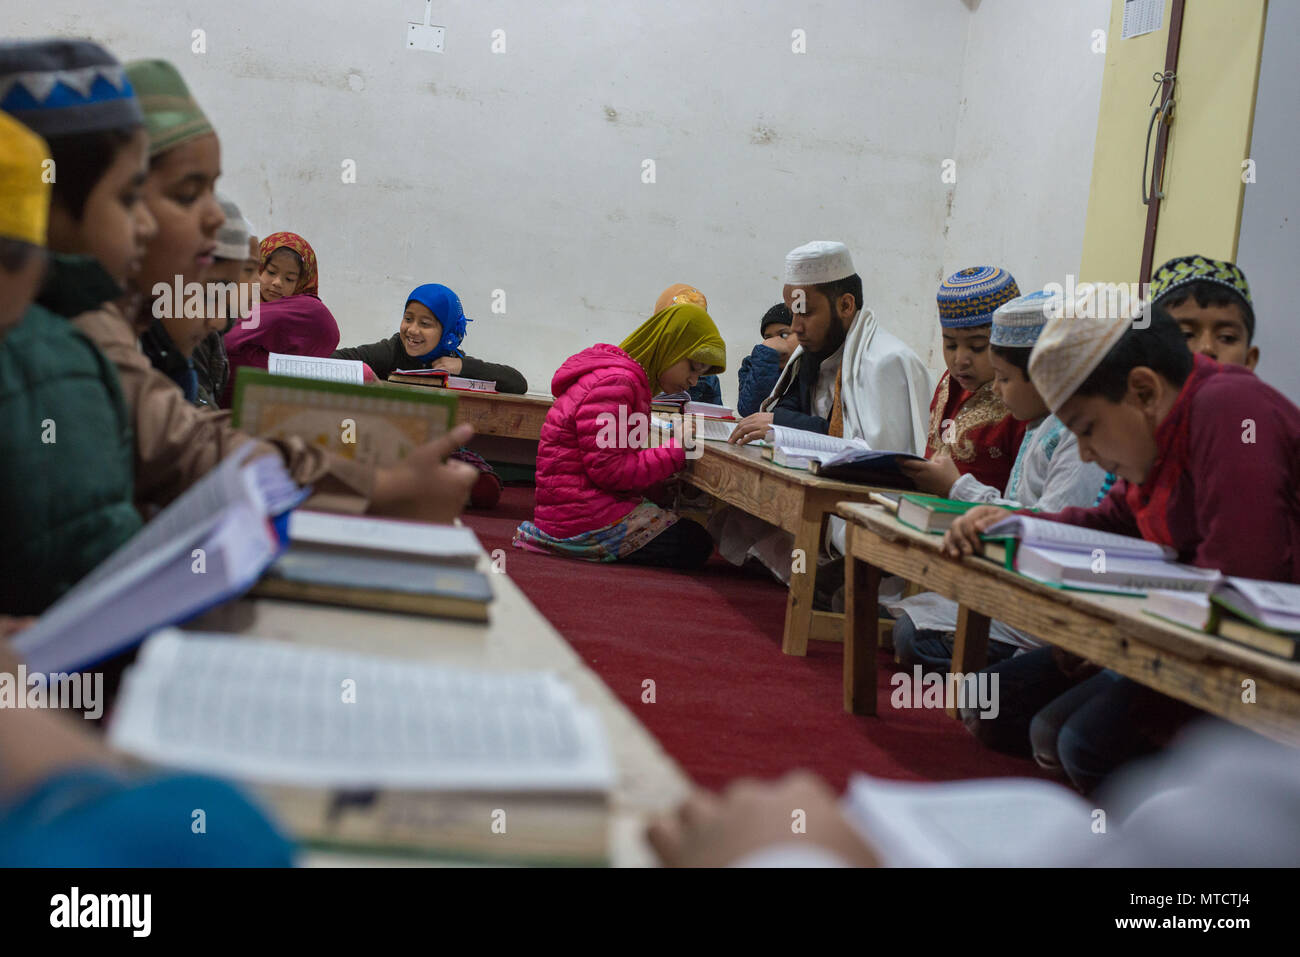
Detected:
left=214, top=193, right=253, bottom=260
left=937, top=266, right=1020, bottom=328
left=1150, top=254, right=1254, bottom=338
left=783, top=241, right=855, bottom=286
left=124, top=59, right=213, bottom=158
left=990, top=289, right=1061, bottom=348
left=655, top=283, right=707, bottom=314
left=1028, top=285, right=1137, bottom=413
left=0, top=111, right=51, bottom=247
left=0, top=39, right=142, bottom=138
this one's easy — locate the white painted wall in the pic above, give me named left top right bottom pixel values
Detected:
left=13, top=0, right=1106, bottom=398
left=1237, top=0, right=1298, bottom=395
left=938, top=0, right=1110, bottom=365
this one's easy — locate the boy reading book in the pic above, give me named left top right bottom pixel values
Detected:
left=887, top=290, right=1106, bottom=673
left=902, top=266, right=1026, bottom=496
left=943, top=297, right=1300, bottom=792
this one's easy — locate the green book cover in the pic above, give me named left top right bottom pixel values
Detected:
left=232, top=366, right=458, bottom=465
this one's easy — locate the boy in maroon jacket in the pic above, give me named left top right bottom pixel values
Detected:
left=944, top=300, right=1298, bottom=792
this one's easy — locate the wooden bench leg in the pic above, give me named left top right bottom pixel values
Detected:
left=947, top=604, right=991, bottom=718
left=843, top=540, right=880, bottom=715
left=781, top=499, right=825, bottom=656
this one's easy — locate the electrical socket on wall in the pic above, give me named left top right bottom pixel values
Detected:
left=407, top=1, right=445, bottom=53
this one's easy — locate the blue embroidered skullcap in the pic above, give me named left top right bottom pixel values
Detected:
left=0, top=39, right=142, bottom=137
left=937, top=266, right=1020, bottom=328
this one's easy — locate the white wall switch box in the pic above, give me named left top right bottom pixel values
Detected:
left=407, top=2, right=445, bottom=53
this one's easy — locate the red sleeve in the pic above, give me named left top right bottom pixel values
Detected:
left=1187, top=385, right=1295, bottom=578
left=574, top=377, right=685, bottom=492
left=1030, top=480, right=1140, bottom=536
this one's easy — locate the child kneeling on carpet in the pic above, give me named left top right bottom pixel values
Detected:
left=513, top=303, right=725, bottom=569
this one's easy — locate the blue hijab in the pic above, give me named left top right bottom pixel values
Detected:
left=406, top=283, right=471, bottom=362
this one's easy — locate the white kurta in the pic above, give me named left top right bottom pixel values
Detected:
left=716, top=309, right=932, bottom=576
left=885, top=414, right=1106, bottom=649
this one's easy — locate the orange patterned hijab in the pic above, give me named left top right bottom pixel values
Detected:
left=259, top=231, right=318, bottom=297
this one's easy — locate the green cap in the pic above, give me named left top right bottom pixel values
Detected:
left=124, top=59, right=213, bottom=157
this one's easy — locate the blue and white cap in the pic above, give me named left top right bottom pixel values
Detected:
left=990, top=289, right=1061, bottom=347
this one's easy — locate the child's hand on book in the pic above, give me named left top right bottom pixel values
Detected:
left=647, top=770, right=880, bottom=868
left=371, top=424, right=479, bottom=524
left=430, top=356, right=463, bottom=375
left=943, top=505, right=1009, bottom=557
left=899, top=452, right=960, bottom=496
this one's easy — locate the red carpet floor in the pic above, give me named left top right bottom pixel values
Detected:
left=464, top=486, right=1050, bottom=792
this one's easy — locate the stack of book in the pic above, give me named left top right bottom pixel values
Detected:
left=894, top=494, right=1014, bottom=533
left=1147, top=578, right=1300, bottom=659
left=108, top=630, right=615, bottom=864
left=252, top=511, right=494, bottom=621
left=972, top=514, right=1224, bottom=596
left=388, top=368, right=498, bottom=392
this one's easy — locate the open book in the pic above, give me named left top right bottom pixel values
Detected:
left=11, top=449, right=299, bottom=674
left=650, top=414, right=735, bottom=443
left=980, top=514, right=1222, bottom=595
left=109, top=630, right=615, bottom=862
left=845, top=774, right=1095, bottom=867
left=268, top=352, right=364, bottom=384
left=762, top=425, right=923, bottom=484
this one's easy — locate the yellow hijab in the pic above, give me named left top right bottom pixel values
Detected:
left=619, top=303, right=726, bottom=388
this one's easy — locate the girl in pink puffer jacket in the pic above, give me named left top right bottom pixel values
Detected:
left=513, top=303, right=725, bottom=569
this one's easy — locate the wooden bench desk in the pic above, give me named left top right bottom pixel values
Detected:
left=188, top=557, right=689, bottom=867
left=378, top=380, right=553, bottom=445
left=837, top=502, right=1300, bottom=746
left=680, top=440, right=899, bottom=657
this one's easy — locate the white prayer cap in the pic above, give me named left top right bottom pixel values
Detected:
left=214, top=193, right=255, bottom=260
left=1028, top=284, right=1142, bottom=413
left=784, top=241, right=855, bottom=286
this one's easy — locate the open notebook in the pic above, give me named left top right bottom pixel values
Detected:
left=109, top=630, right=615, bottom=862
left=12, top=448, right=303, bottom=674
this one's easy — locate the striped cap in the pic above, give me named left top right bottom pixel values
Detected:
left=938, top=266, right=1020, bottom=328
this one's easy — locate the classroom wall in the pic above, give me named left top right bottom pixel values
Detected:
left=940, top=0, right=1110, bottom=358
left=14, top=1, right=1105, bottom=397
left=1237, top=0, right=1299, bottom=394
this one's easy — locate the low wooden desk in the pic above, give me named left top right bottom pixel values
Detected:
left=378, top=381, right=553, bottom=442
left=837, top=502, right=1300, bottom=746
left=188, top=561, right=689, bottom=867
left=680, top=441, right=897, bottom=657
